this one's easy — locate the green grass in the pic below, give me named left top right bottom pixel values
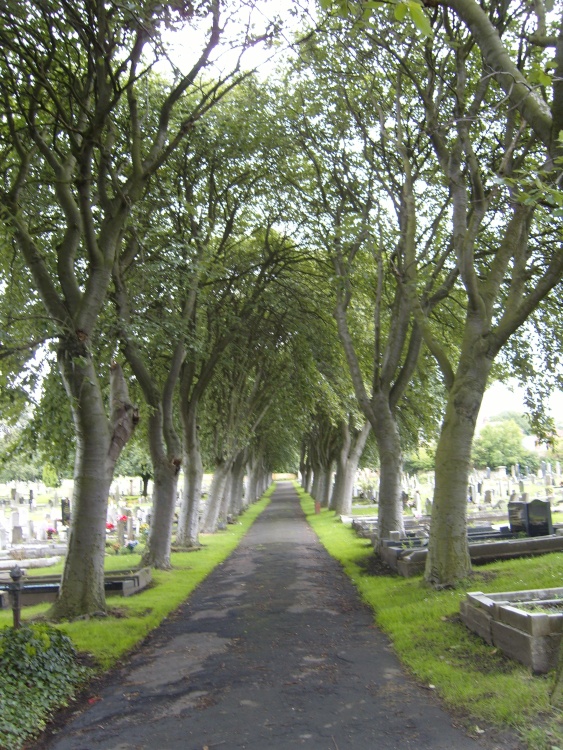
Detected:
left=0, top=488, right=274, bottom=669
left=297, top=485, right=563, bottom=750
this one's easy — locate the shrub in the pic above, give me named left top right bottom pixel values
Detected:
left=0, top=624, right=92, bottom=749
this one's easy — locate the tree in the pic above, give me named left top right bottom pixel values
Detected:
left=0, top=0, right=266, bottom=617
left=276, top=27, right=445, bottom=543
left=321, top=0, right=563, bottom=589
left=472, top=420, right=527, bottom=470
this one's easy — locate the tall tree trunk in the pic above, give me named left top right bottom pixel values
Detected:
left=141, top=473, right=151, bottom=497
left=246, top=451, right=261, bottom=505
left=177, top=400, right=203, bottom=547
left=333, top=421, right=371, bottom=515
left=141, top=409, right=179, bottom=569
left=373, top=396, right=405, bottom=547
left=425, top=347, right=492, bottom=584
left=230, top=451, right=247, bottom=516
left=201, top=460, right=232, bottom=533
left=311, top=463, right=323, bottom=502
left=51, top=354, right=137, bottom=619
left=218, top=471, right=233, bottom=525
left=320, top=463, right=333, bottom=507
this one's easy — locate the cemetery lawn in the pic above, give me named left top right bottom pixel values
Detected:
left=299, top=487, right=563, bottom=750
left=0, top=489, right=274, bottom=670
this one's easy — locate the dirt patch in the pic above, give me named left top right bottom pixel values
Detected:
left=356, top=552, right=399, bottom=577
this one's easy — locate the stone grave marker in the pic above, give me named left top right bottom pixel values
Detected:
left=508, top=500, right=528, bottom=535
left=527, top=498, right=553, bottom=537
left=61, top=497, right=71, bottom=525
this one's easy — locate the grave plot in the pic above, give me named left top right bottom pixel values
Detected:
left=460, top=588, right=563, bottom=673
left=377, top=498, right=563, bottom=577
left=0, top=567, right=152, bottom=607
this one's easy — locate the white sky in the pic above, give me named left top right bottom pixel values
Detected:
left=478, top=380, right=563, bottom=427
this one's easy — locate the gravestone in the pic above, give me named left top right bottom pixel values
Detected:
left=61, top=498, right=71, bottom=526
left=508, top=500, right=528, bottom=535
left=12, top=525, right=23, bottom=544
left=0, top=527, right=7, bottom=549
left=484, top=489, right=493, bottom=504
left=527, top=498, right=553, bottom=537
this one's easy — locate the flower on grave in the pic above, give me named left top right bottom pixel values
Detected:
left=119, top=515, right=128, bottom=522
left=106, top=522, right=115, bottom=531
left=126, top=540, right=138, bottom=552
left=46, top=527, right=57, bottom=537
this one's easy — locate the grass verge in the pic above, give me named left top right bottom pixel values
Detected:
left=298, top=485, right=563, bottom=750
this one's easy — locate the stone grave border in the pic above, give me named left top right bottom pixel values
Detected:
left=460, top=587, right=563, bottom=673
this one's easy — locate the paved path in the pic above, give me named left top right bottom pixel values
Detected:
left=39, top=483, right=506, bottom=750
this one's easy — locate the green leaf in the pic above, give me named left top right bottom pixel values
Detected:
left=408, top=1, right=433, bottom=37
left=395, top=2, right=408, bottom=21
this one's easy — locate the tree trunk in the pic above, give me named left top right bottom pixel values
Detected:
left=141, top=473, right=151, bottom=497
left=373, top=397, right=405, bottom=547
left=218, top=471, right=233, bottom=525
left=229, top=451, right=247, bottom=516
left=425, top=347, right=492, bottom=584
left=320, top=463, right=333, bottom=508
left=140, top=409, right=179, bottom=569
left=333, top=421, right=370, bottom=515
left=51, top=354, right=137, bottom=619
left=246, top=452, right=260, bottom=505
left=201, top=460, right=232, bottom=533
left=177, top=401, right=203, bottom=547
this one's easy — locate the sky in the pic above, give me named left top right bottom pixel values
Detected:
left=478, top=380, right=563, bottom=427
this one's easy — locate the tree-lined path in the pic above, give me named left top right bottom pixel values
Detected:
left=37, top=484, right=498, bottom=750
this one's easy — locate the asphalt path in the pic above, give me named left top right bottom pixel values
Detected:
left=36, top=482, right=517, bottom=750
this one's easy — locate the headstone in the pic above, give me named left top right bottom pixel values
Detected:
left=425, top=499, right=432, bottom=515
left=508, top=501, right=528, bottom=535
left=117, top=519, right=126, bottom=546
left=61, top=498, right=71, bottom=525
left=414, top=491, right=422, bottom=516
left=126, top=516, right=134, bottom=541
left=0, top=528, right=7, bottom=549
left=527, top=498, right=553, bottom=537
left=484, top=490, right=493, bottom=504
left=519, top=480, right=525, bottom=494
left=12, top=526, right=23, bottom=544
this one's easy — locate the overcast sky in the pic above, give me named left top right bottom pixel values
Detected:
left=478, top=381, right=563, bottom=427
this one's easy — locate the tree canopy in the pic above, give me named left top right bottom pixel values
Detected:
left=2, top=0, right=563, bottom=610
